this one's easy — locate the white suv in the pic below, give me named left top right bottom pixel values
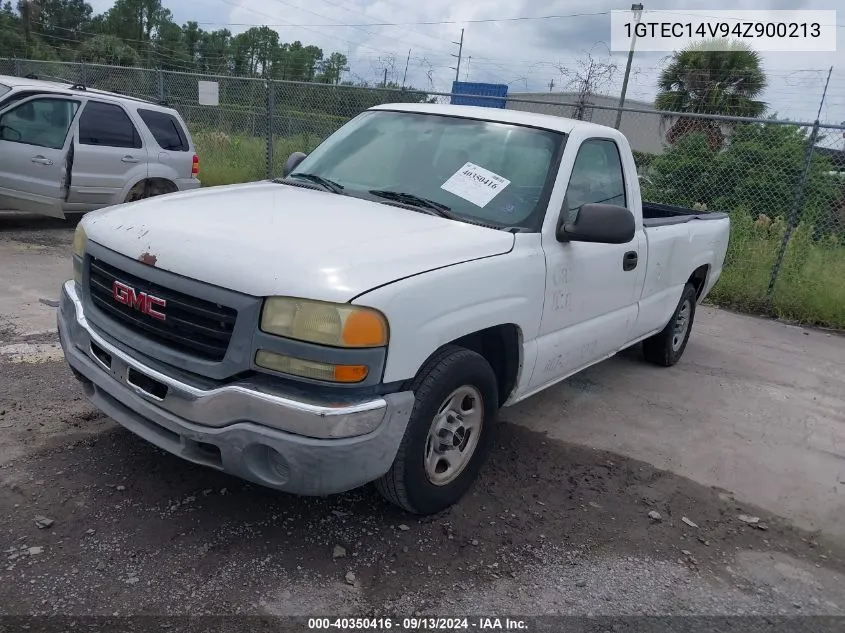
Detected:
left=0, top=75, right=200, bottom=219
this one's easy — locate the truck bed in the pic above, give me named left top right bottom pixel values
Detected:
left=642, top=201, right=729, bottom=228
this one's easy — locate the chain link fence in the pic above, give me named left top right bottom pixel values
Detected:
left=2, top=58, right=844, bottom=328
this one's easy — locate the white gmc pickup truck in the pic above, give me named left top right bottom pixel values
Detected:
left=58, top=102, right=730, bottom=515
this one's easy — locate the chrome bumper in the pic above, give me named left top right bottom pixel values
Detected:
left=57, top=280, right=415, bottom=495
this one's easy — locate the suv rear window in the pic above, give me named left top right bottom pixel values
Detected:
left=79, top=101, right=142, bottom=148
left=0, top=83, right=10, bottom=99
left=138, top=109, right=189, bottom=151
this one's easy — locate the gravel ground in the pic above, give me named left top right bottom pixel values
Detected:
left=1, top=354, right=844, bottom=617
left=1, top=213, right=844, bottom=619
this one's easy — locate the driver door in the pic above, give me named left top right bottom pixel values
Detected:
left=0, top=95, right=82, bottom=218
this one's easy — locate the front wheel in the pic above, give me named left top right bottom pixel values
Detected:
left=375, top=345, right=499, bottom=515
left=642, top=282, right=698, bottom=367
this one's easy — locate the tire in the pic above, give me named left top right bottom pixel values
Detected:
left=375, top=345, right=499, bottom=515
left=642, top=282, right=698, bottom=367
left=125, top=181, right=151, bottom=203
left=63, top=212, right=85, bottom=225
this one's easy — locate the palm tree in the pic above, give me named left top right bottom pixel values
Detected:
left=655, top=39, right=767, bottom=150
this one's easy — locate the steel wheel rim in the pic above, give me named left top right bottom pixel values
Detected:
left=672, top=300, right=691, bottom=352
left=424, top=385, right=484, bottom=486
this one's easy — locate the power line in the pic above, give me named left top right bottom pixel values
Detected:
left=214, top=0, right=413, bottom=60
left=194, top=10, right=612, bottom=29
left=256, top=0, right=452, bottom=60
left=310, top=0, right=452, bottom=54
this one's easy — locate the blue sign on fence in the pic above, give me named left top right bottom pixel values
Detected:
left=450, top=82, right=508, bottom=109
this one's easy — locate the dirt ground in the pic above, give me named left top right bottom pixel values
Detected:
left=1, top=212, right=844, bottom=619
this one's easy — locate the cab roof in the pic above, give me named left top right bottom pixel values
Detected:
left=369, top=101, right=620, bottom=137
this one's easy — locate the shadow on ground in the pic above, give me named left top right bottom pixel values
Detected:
left=1, top=417, right=843, bottom=615
left=0, top=212, right=81, bottom=232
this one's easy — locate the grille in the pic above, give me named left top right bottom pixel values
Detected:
left=87, top=257, right=237, bottom=362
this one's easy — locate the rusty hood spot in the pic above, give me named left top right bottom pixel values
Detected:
left=139, top=252, right=157, bottom=267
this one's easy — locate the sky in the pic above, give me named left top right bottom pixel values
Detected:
left=87, top=0, right=845, bottom=140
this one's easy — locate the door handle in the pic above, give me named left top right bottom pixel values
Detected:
left=31, top=156, right=53, bottom=165
left=121, top=156, right=139, bottom=163
left=623, top=250, right=638, bottom=271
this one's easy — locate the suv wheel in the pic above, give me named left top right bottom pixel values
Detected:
left=125, top=181, right=151, bottom=203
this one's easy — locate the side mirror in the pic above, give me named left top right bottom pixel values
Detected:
left=0, top=125, right=21, bottom=142
left=557, top=203, right=635, bottom=244
left=282, top=152, right=307, bottom=178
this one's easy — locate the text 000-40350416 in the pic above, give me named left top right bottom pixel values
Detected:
left=306, top=617, right=529, bottom=630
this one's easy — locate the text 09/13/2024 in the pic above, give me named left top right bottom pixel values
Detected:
left=307, top=617, right=529, bottom=630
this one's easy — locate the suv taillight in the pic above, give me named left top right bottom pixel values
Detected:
left=191, top=154, right=199, bottom=177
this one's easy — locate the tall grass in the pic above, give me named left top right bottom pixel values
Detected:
left=193, top=131, right=327, bottom=187
left=191, top=132, right=845, bottom=329
left=708, top=209, right=845, bottom=328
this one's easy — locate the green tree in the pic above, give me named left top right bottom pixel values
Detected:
left=197, top=28, right=231, bottom=74
left=2, top=0, right=439, bottom=115
left=152, top=18, right=190, bottom=69
left=234, top=26, right=285, bottom=77
left=76, top=33, right=140, bottom=66
left=16, top=0, right=36, bottom=43
left=99, top=0, right=171, bottom=61
left=0, top=1, right=25, bottom=57
left=316, top=52, right=349, bottom=85
left=181, top=20, right=202, bottom=66
left=643, top=121, right=840, bottom=232
left=279, top=41, right=322, bottom=81
left=655, top=39, right=767, bottom=149
left=31, top=0, right=93, bottom=52
left=87, top=11, right=108, bottom=36
left=230, top=26, right=281, bottom=77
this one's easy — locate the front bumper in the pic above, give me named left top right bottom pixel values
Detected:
left=57, top=280, right=415, bottom=496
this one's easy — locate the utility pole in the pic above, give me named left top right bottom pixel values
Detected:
left=465, top=56, right=471, bottom=81
left=450, top=28, right=464, bottom=84
left=614, top=3, right=644, bottom=130
left=383, top=67, right=388, bottom=87
left=548, top=78, right=555, bottom=92
left=402, top=49, right=410, bottom=88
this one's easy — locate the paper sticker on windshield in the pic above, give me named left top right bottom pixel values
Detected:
left=441, top=162, right=511, bottom=208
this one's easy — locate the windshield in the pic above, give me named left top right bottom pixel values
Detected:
left=291, top=110, right=565, bottom=230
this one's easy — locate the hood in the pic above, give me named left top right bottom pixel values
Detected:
left=82, top=182, right=515, bottom=302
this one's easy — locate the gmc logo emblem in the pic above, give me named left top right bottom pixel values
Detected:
left=112, top=280, right=166, bottom=321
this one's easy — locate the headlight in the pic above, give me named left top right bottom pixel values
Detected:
left=73, top=224, right=86, bottom=259
left=72, top=224, right=86, bottom=284
left=260, top=297, right=388, bottom=348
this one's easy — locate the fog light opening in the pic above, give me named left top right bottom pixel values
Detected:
left=243, top=444, right=291, bottom=486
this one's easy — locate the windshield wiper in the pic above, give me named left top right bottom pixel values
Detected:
left=287, top=172, right=344, bottom=194
left=368, top=190, right=454, bottom=218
